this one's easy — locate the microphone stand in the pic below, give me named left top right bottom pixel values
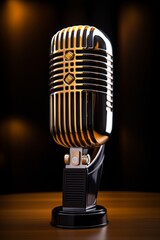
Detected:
left=50, top=144, right=108, bottom=228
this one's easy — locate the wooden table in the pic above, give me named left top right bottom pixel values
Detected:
left=0, top=191, right=160, bottom=240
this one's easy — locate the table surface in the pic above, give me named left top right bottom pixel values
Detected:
left=0, top=191, right=160, bottom=240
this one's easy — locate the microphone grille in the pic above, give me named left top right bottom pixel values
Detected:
left=49, top=25, right=113, bottom=148
left=50, top=25, right=113, bottom=94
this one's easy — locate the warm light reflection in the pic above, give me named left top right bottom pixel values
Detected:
left=0, top=117, right=33, bottom=143
left=5, top=0, right=26, bottom=28
left=118, top=3, right=152, bottom=70
left=119, top=4, right=144, bottom=49
left=2, top=0, right=36, bottom=35
left=7, top=118, right=29, bottom=139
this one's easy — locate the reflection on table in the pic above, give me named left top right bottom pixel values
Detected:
left=0, top=191, right=160, bottom=240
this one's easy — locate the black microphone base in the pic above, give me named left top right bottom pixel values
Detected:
left=50, top=205, right=108, bottom=229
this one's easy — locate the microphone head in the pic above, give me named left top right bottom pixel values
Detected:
left=49, top=25, right=113, bottom=148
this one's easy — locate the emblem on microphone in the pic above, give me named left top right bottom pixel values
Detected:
left=65, top=50, right=74, bottom=60
left=64, top=72, right=75, bottom=85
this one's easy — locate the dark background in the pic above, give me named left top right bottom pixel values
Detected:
left=0, top=0, right=159, bottom=194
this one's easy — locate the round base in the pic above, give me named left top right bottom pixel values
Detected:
left=50, top=205, right=108, bottom=229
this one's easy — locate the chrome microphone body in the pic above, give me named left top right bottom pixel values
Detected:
left=49, top=25, right=113, bottom=228
left=49, top=25, right=113, bottom=148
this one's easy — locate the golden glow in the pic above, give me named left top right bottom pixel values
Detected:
left=5, top=0, right=26, bottom=28
left=119, top=4, right=140, bottom=57
left=93, top=131, right=109, bottom=145
left=2, top=0, right=36, bottom=36
left=95, top=41, right=99, bottom=49
left=0, top=118, right=32, bottom=142
left=62, top=93, right=70, bottom=146
left=118, top=3, right=152, bottom=89
left=118, top=3, right=151, bottom=56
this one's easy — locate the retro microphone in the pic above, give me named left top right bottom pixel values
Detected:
left=49, top=25, right=113, bottom=228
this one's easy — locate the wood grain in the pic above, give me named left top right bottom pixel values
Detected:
left=0, top=191, right=160, bottom=240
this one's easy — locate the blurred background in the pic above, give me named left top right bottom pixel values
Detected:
left=0, top=0, right=159, bottom=194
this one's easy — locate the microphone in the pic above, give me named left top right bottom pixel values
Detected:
left=49, top=25, right=113, bottom=228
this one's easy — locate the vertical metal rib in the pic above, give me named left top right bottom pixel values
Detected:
left=68, top=91, right=74, bottom=145
left=68, top=27, right=72, bottom=49
left=63, top=92, right=70, bottom=146
left=79, top=26, right=85, bottom=48
left=54, top=33, right=57, bottom=51
left=84, top=28, right=96, bottom=146
left=62, top=28, right=72, bottom=147
left=62, top=28, right=71, bottom=147
left=57, top=30, right=61, bottom=50
left=79, top=92, right=88, bottom=146
left=58, top=93, right=67, bottom=147
left=73, top=27, right=80, bottom=146
left=53, top=94, right=61, bottom=145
